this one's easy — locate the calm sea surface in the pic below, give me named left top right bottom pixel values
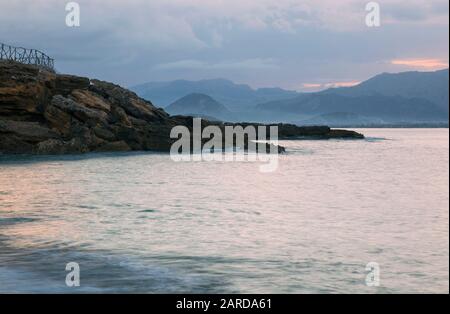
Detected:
left=0, top=129, right=448, bottom=293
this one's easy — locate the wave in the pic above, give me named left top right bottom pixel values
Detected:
left=0, top=239, right=232, bottom=293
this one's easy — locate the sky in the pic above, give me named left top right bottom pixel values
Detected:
left=0, top=0, right=449, bottom=91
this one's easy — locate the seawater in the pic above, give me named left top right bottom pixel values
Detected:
left=0, top=129, right=448, bottom=293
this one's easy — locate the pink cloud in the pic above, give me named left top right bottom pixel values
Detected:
left=391, top=58, right=449, bottom=69
left=301, top=81, right=361, bottom=92
left=325, top=81, right=361, bottom=88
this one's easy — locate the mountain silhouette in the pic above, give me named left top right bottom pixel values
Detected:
left=165, top=93, right=234, bottom=121
left=131, top=79, right=298, bottom=111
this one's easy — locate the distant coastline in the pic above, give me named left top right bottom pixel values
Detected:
left=313, top=122, right=449, bottom=129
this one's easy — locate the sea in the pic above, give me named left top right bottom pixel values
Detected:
left=0, top=128, right=448, bottom=293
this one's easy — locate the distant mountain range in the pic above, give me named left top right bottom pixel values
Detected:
left=131, top=69, right=449, bottom=125
left=258, top=69, right=449, bottom=124
left=322, top=69, right=449, bottom=111
left=258, top=92, right=447, bottom=122
left=165, top=93, right=234, bottom=121
left=130, top=79, right=298, bottom=111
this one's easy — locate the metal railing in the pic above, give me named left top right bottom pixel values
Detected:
left=0, top=42, right=55, bottom=71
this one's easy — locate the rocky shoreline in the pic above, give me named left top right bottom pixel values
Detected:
left=0, top=61, right=363, bottom=155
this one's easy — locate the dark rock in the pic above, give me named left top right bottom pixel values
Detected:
left=92, top=126, right=116, bottom=141
left=0, top=134, right=35, bottom=154
left=0, top=61, right=54, bottom=117
left=69, top=89, right=111, bottom=112
left=44, top=103, right=73, bottom=136
left=54, top=75, right=90, bottom=96
left=326, top=129, right=365, bottom=139
left=273, top=124, right=364, bottom=139
left=0, top=61, right=188, bottom=155
left=51, top=95, right=108, bottom=124
left=95, top=141, right=131, bottom=152
left=110, top=106, right=131, bottom=126
left=90, top=79, right=166, bottom=122
left=34, top=138, right=85, bottom=155
left=221, top=122, right=364, bottom=140
left=0, top=120, right=58, bottom=142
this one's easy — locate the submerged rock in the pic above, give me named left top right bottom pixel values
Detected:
left=0, top=61, right=362, bottom=155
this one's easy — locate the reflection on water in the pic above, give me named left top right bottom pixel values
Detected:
left=0, top=129, right=449, bottom=293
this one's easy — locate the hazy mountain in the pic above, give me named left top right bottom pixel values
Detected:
left=257, top=69, right=449, bottom=124
left=130, top=79, right=298, bottom=111
left=165, top=93, right=234, bottom=121
left=323, top=69, right=449, bottom=111
left=258, top=93, right=447, bottom=122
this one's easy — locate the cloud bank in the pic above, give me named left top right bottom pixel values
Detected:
left=0, top=0, right=448, bottom=90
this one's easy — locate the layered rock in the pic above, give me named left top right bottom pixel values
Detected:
left=0, top=61, right=186, bottom=154
left=1, top=61, right=363, bottom=155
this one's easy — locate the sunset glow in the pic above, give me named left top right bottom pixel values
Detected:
left=302, top=81, right=361, bottom=91
left=391, top=58, right=449, bottom=69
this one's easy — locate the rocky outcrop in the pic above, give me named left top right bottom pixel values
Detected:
left=1, top=61, right=363, bottom=155
left=222, top=123, right=364, bottom=140
left=275, top=124, right=364, bottom=139
left=0, top=61, right=185, bottom=154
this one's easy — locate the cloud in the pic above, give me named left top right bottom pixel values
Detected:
left=383, top=0, right=449, bottom=24
left=154, top=58, right=280, bottom=71
left=327, top=81, right=362, bottom=88
left=391, top=58, right=449, bottom=68
left=1, top=1, right=448, bottom=54
left=302, top=83, right=323, bottom=89
left=302, top=81, right=361, bottom=91
left=0, top=0, right=448, bottom=88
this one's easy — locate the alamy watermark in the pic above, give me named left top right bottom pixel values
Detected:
left=365, top=262, right=381, bottom=287
left=366, top=2, right=381, bottom=27
left=170, top=118, right=281, bottom=173
left=64, top=3, right=382, bottom=29
left=65, top=262, right=80, bottom=287
left=66, top=2, right=80, bottom=27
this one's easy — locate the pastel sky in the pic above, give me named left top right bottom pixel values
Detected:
left=0, top=0, right=448, bottom=91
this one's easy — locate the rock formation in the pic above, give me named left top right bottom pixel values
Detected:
left=0, top=61, right=363, bottom=155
